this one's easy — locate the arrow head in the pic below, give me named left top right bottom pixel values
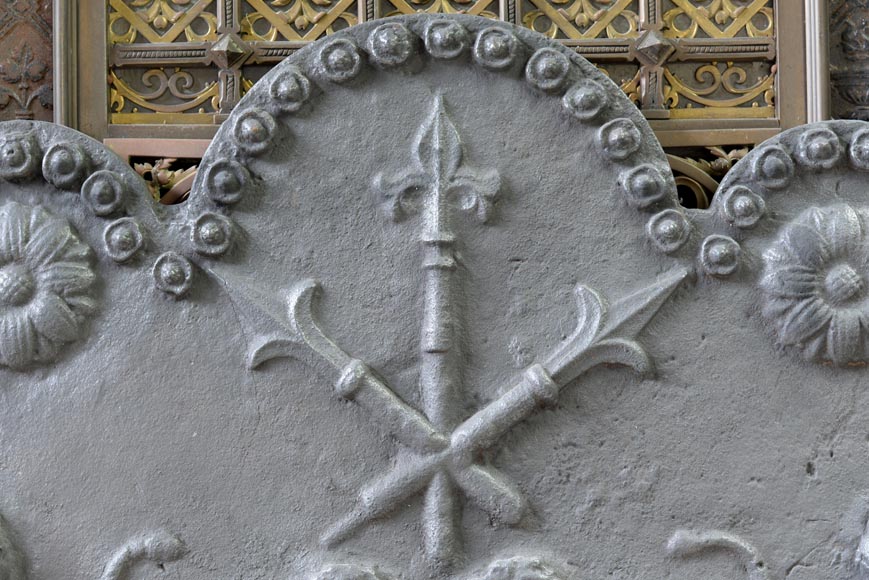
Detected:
left=207, top=265, right=305, bottom=370
left=598, top=266, right=690, bottom=342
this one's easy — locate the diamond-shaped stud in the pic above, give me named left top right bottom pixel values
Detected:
left=209, top=33, right=252, bottom=70
left=631, top=29, right=676, bottom=67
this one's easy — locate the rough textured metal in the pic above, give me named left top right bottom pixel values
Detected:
left=0, top=12, right=868, bottom=580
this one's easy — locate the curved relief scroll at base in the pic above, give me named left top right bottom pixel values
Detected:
left=667, top=491, right=869, bottom=580
left=100, top=530, right=187, bottom=580
left=667, top=529, right=772, bottom=580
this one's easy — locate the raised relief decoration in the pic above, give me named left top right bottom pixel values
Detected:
left=0, top=202, right=95, bottom=370
left=219, top=95, right=686, bottom=570
left=100, top=530, right=187, bottom=580
left=3, top=11, right=869, bottom=580
left=190, top=13, right=692, bottom=576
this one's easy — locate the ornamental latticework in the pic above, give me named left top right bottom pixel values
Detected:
left=107, top=0, right=776, bottom=124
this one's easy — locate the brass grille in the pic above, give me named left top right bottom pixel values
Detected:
left=107, top=0, right=776, bottom=125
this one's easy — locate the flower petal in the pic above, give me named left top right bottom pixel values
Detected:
left=35, top=333, right=59, bottom=363
left=24, top=220, right=71, bottom=269
left=35, top=263, right=96, bottom=297
left=57, top=238, right=91, bottom=264
left=827, top=310, right=862, bottom=365
left=819, top=204, right=864, bottom=258
left=759, top=265, right=818, bottom=298
left=762, top=296, right=792, bottom=322
left=782, top=221, right=830, bottom=269
left=0, top=311, right=36, bottom=369
left=778, top=298, right=832, bottom=346
left=802, top=332, right=827, bottom=361
left=0, top=203, right=29, bottom=262
left=763, top=246, right=790, bottom=267
left=31, top=293, right=80, bottom=343
left=62, top=295, right=97, bottom=316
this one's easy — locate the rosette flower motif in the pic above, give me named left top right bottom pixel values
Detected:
left=0, top=202, right=96, bottom=369
left=761, top=204, right=869, bottom=366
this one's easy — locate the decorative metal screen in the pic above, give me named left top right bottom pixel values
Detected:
left=519, top=0, right=776, bottom=120
left=106, top=0, right=776, bottom=126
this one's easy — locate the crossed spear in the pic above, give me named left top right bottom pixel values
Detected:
left=212, top=264, right=687, bottom=565
left=210, top=95, right=687, bottom=569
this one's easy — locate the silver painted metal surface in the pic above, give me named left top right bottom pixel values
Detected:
left=0, top=13, right=867, bottom=580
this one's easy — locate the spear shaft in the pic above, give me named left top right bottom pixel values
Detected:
left=419, top=186, right=463, bottom=570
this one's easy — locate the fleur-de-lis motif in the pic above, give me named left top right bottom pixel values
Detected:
left=373, top=96, right=501, bottom=567
left=0, top=45, right=52, bottom=119
left=374, top=95, right=500, bottom=226
left=211, top=95, right=687, bottom=572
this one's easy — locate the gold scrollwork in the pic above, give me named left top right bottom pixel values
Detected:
left=668, top=146, right=751, bottom=208
left=108, top=0, right=218, bottom=44
left=663, top=62, right=775, bottom=117
left=663, top=0, right=774, bottom=39
left=522, top=0, right=639, bottom=40
left=596, top=65, right=642, bottom=105
left=240, top=0, right=358, bottom=42
left=379, top=0, right=500, bottom=19
left=620, top=68, right=642, bottom=105
left=110, top=69, right=220, bottom=115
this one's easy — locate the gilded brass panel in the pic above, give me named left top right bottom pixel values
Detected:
left=107, top=0, right=368, bottom=125
left=98, top=0, right=808, bottom=149
left=374, top=0, right=503, bottom=20
left=239, top=0, right=360, bottom=42
left=108, top=0, right=219, bottom=44
left=661, top=0, right=774, bottom=39
left=515, top=0, right=777, bottom=122
left=664, top=61, right=775, bottom=116
left=110, top=67, right=221, bottom=124
left=519, top=0, right=640, bottom=41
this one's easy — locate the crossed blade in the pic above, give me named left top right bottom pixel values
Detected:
left=211, top=266, right=687, bottom=552
left=320, top=362, right=527, bottom=547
